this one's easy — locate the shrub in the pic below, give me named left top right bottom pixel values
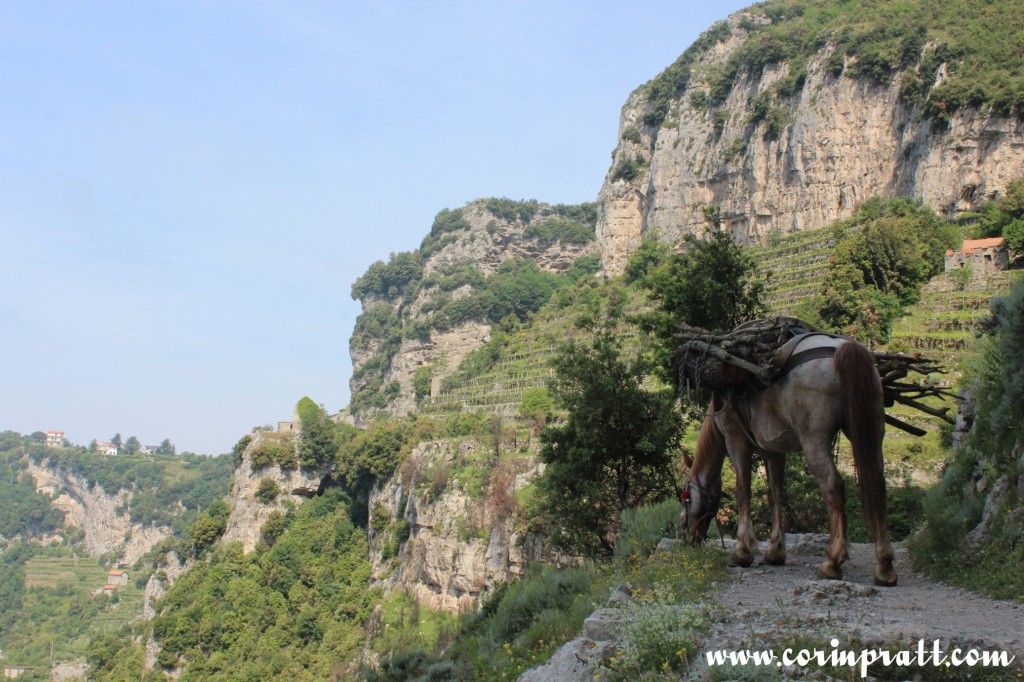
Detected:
left=523, top=217, right=595, bottom=246
left=255, top=478, right=280, bottom=504
left=614, top=500, right=683, bottom=567
left=231, top=435, right=252, bottom=468
left=351, top=251, right=422, bottom=302
left=611, top=154, right=646, bottom=182
left=412, top=365, right=434, bottom=402
left=622, top=125, right=643, bottom=143
left=607, top=604, right=708, bottom=676
left=249, top=441, right=279, bottom=469
left=484, top=198, right=538, bottom=224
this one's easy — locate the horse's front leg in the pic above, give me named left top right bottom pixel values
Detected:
left=726, top=437, right=757, bottom=567
left=803, top=445, right=847, bottom=580
left=763, top=454, right=786, bottom=565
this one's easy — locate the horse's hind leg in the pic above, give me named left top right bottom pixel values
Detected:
left=803, top=444, right=847, bottom=580
left=725, top=436, right=757, bottom=567
left=763, top=454, right=786, bottom=565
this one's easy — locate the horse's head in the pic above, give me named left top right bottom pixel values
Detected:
left=680, top=474, right=721, bottom=545
left=681, top=408, right=727, bottom=544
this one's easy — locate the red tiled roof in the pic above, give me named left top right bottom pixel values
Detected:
left=108, top=569, right=126, bottom=576
left=102, top=584, right=118, bottom=590
left=960, top=237, right=1005, bottom=254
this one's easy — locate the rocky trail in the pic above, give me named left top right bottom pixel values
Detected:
left=523, top=534, right=1023, bottom=681
left=693, top=534, right=1023, bottom=678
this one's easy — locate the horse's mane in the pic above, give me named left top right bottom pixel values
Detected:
left=691, top=405, right=726, bottom=476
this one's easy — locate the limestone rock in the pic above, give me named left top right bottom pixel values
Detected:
left=27, top=460, right=172, bottom=565
left=965, top=475, right=1012, bottom=550
left=596, top=14, right=1024, bottom=276
left=350, top=199, right=598, bottom=420
left=368, top=441, right=553, bottom=613
left=517, top=638, right=614, bottom=682
left=220, top=433, right=331, bottom=553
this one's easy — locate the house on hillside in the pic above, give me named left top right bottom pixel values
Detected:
left=96, top=441, right=119, bottom=457
left=944, top=237, right=1008, bottom=276
left=106, top=569, right=129, bottom=586
left=45, top=431, right=64, bottom=448
left=3, top=666, right=40, bottom=679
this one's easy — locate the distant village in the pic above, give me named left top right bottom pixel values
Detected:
left=39, top=430, right=175, bottom=457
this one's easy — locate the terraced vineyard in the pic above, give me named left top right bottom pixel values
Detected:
left=7, top=554, right=144, bottom=668
left=23, top=554, right=108, bottom=590
left=887, top=271, right=1021, bottom=363
left=425, top=283, right=647, bottom=415
left=751, top=227, right=840, bottom=315
left=429, top=346, right=557, bottom=414
left=23, top=555, right=144, bottom=634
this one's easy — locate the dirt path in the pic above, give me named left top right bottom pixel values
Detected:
left=695, top=533, right=1024, bottom=677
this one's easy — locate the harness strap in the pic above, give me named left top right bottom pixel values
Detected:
left=783, top=345, right=837, bottom=373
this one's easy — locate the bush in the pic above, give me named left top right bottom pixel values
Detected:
left=351, top=251, right=423, bottom=302
left=231, top=435, right=252, bottom=468
left=611, top=154, right=646, bottom=182
left=255, top=478, right=280, bottom=504
left=523, top=217, right=595, bottom=246
left=484, top=198, right=538, bottom=223
left=614, top=500, right=683, bottom=567
left=607, top=604, right=707, bottom=676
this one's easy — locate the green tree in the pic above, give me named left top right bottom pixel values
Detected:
left=1003, top=218, right=1024, bottom=256
left=297, top=398, right=337, bottom=469
left=124, top=436, right=140, bottom=455
left=817, top=198, right=956, bottom=343
left=519, top=387, right=553, bottom=434
left=536, top=332, right=683, bottom=558
left=186, top=499, right=230, bottom=552
left=156, top=438, right=175, bottom=456
left=110, top=433, right=123, bottom=449
left=638, top=214, right=765, bottom=379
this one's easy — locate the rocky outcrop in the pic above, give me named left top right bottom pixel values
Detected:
left=27, top=460, right=172, bottom=565
left=596, top=14, right=1024, bottom=275
left=142, top=550, right=192, bottom=671
left=350, top=199, right=597, bottom=420
left=220, top=433, right=331, bottom=553
left=368, top=440, right=551, bottom=613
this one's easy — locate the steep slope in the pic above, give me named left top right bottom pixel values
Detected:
left=349, top=198, right=599, bottom=420
left=597, top=1, right=1024, bottom=275
left=27, top=460, right=173, bottom=565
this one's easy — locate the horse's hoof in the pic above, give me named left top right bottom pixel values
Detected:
left=816, top=563, right=842, bottom=580
left=873, top=571, right=898, bottom=587
left=763, top=553, right=786, bottom=566
left=728, top=552, right=754, bottom=568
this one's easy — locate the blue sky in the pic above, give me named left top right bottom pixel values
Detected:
left=0, top=1, right=750, bottom=454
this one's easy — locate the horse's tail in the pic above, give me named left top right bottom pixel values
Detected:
left=834, top=340, right=887, bottom=537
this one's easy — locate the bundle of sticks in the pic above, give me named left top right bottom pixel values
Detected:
left=672, top=317, right=957, bottom=436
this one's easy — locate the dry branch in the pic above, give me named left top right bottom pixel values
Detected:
left=673, top=317, right=957, bottom=430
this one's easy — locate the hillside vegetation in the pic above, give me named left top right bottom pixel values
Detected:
left=348, top=199, right=599, bottom=416
left=643, top=0, right=1024, bottom=127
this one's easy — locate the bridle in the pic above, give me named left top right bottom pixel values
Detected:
left=681, top=473, right=721, bottom=542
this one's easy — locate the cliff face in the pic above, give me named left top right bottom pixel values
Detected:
left=221, top=432, right=331, bottom=553
left=596, top=14, right=1024, bottom=276
left=367, top=440, right=551, bottom=613
left=349, top=199, right=597, bottom=420
left=27, top=460, right=172, bottom=565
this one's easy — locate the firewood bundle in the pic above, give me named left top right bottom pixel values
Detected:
left=672, top=317, right=957, bottom=435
